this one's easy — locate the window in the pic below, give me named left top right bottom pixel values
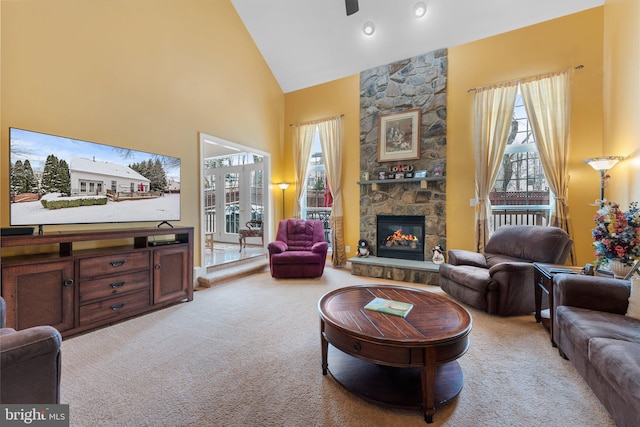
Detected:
left=301, top=129, right=331, bottom=246
left=490, top=91, right=552, bottom=228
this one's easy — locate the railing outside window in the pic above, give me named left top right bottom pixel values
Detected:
left=490, top=206, right=551, bottom=229
left=489, top=190, right=549, bottom=206
left=489, top=189, right=552, bottom=230
left=305, top=207, right=332, bottom=246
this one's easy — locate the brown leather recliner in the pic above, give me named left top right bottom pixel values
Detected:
left=0, top=296, right=62, bottom=403
left=439, top=225, right=573, bottom=316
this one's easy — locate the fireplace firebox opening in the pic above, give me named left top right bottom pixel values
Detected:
left=376, top=215, right=426, bottom=261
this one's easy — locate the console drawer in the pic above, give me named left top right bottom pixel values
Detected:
left=79, top=290, right=150, bottom=326
left=79, top=270, right=150, bottom=303
left=78, top=251, right=150, bottom=279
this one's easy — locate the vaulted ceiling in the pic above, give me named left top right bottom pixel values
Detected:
left=231, top=0, right=604, bottom=93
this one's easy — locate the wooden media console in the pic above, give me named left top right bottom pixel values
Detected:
left=1, top=227, right=194, bottom=337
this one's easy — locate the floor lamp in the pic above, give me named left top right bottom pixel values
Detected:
left=277, top=182, right=290, bottom=219
left=584, top=156, right=625, bottom=202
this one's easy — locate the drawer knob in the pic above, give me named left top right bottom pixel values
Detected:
left=353, top=342, right=362, bottom=353
left=110, top=302, right=127, bottom=310
left=63, top=279, right=74, bottom=287
left=110, top=260, right=126, bottom=267
left=110, top=281, right=126, bottom=289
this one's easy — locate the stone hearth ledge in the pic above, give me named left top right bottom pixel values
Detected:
left=349, top=256, right=440, bottom=285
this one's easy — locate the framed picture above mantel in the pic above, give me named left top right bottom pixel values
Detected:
left=378, top=109, right=421, bottom=162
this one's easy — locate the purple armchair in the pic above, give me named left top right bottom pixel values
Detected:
left=268, top=219, right=329, bottom=278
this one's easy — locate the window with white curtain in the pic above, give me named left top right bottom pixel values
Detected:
left=490, top=90, right=553, bottom=227
left=301, top=128, right=331, bottom=246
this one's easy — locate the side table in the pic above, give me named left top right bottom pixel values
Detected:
left=533, top=263, right=583, bottom=346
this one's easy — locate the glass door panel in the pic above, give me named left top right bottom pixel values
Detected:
left=204, top=174, right=216, bottom=244
left=225, top=172, right=240, bottom=235
left=250, top=169, right=264, bottom=221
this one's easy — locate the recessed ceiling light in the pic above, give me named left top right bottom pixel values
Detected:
left=413, top=2, right=427, bottom=18
left=363, top=21, right=375, bottom=36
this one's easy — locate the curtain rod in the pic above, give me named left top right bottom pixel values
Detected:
left=289, top=114, right=344, bottom=127
left=467, top=65, right=584, bottom=93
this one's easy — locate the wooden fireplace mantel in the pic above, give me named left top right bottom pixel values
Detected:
left=357, top=176, right=445, bottom=191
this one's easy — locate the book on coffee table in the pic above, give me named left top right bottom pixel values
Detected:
left=364, top=297, right=414, bottom=318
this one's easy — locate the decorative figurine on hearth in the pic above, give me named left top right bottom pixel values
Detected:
left=432, top=245, right=445, bottom=264
left=357, top=239, right=370, bottom=257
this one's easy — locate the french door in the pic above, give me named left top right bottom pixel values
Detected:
left=204, top=163, right=264, bottom=244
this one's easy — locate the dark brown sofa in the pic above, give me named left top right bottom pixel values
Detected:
left=554, top=274, right=639, bottom=427
left=0, top=296, right=62, bottom=403
left=439, top=225, right=573, bottom=316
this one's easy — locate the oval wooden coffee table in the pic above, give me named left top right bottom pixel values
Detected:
left=318, top=285, right=472, bottom=423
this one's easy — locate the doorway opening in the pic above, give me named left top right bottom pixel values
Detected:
left=199, top=133, right=270, bottom=269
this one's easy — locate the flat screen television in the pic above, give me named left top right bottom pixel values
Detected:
left=9, top=127, right=181, bottom=228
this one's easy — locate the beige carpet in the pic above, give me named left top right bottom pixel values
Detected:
left=61, top=265, right=615, bottom=427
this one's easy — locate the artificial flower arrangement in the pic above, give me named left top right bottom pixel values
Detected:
left=592, top=201, right=640, bottom=266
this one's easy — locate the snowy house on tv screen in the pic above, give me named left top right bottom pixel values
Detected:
left=70, top=156, right=150, bottom=196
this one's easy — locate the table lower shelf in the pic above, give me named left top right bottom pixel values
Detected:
left=326, top=345, right=463, bottom=410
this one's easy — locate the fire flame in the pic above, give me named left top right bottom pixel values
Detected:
left=384, top=229, right=418, bottom=243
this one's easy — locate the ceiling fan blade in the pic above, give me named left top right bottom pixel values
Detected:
left=345, top=0, right=359, bottom=16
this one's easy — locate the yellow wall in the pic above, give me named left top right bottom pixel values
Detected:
left=283, top=76, right=360, bottom=252
left=447, top=8, right=604, bottom=266
left=603, top=0, right=640, bottom=205
left=1, top=0, right=284, bottom=266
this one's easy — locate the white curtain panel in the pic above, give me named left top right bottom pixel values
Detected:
left=292, top=123, right=315, bottom=218
left=521, top=69, right=576, bottom=264
left=318, top=116, right=346, bottom=266
left=473, top=82, right=518, bottom=252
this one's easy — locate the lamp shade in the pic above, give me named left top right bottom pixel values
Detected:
left=277, top=182, right=290, bottom=190
left=584, top=156, right=625, bottom=171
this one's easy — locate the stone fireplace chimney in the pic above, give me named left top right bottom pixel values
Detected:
left=358, top=49, right=447, bottom=260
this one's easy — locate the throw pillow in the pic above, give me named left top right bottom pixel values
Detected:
left=626, top=276, right=640, bottom=320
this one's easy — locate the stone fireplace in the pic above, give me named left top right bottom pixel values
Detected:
left=377, top=215, right=425, bottom=261
left=350, top=48, right=447, bottom=285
